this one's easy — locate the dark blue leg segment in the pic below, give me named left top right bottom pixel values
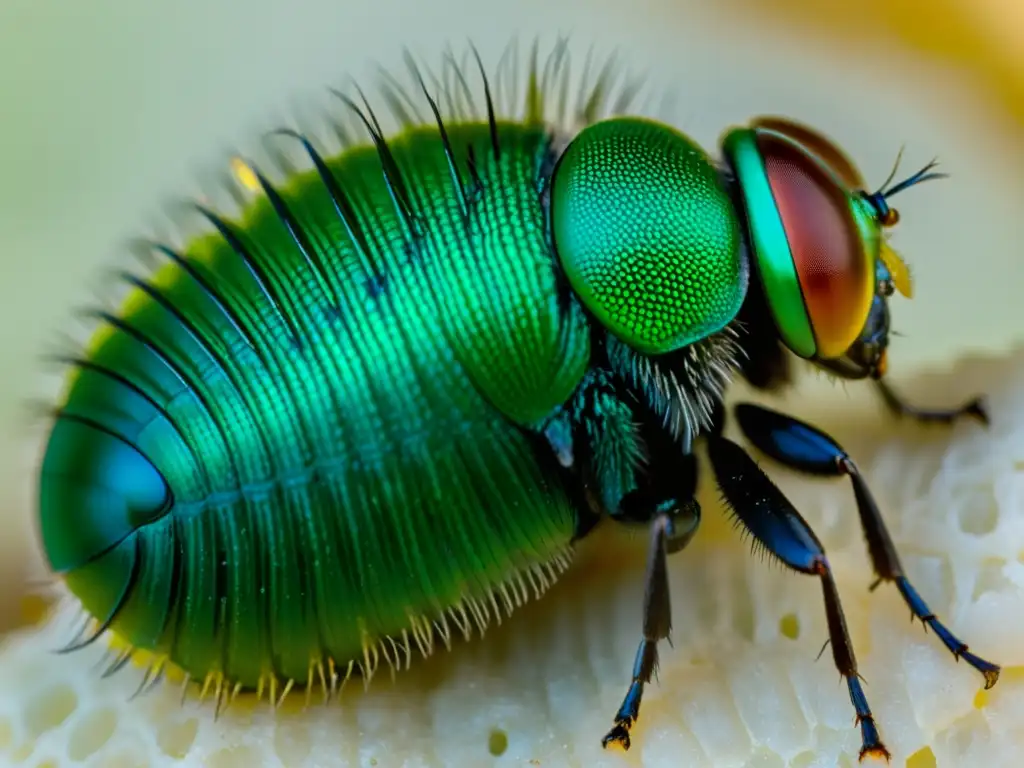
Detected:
left=875, top=379, right=989, bottom=426
left=895, top=579, right=1000, bottom=687
left=707, top=435, right=890, bottom=762
left=847, top=675, right=884, bottom=757
left=734, top=402, right=1001, bottom=690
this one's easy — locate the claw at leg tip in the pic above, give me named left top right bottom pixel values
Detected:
left=601, top=724, right=632, bottom=751
left=859, top=745, right=892, bottom=764
left=984, top=666, right=1001, bottom=689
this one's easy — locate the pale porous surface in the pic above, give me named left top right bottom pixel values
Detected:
left=1, top=348, right=1023, bottom=768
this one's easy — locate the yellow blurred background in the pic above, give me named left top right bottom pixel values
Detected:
left=0, top=0, right=1021, bottom=681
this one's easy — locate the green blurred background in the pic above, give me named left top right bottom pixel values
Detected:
left=1, top=0, right=1021, bottom=629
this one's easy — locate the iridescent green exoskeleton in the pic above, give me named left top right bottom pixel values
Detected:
left=35, top=42, right=999, bottom=762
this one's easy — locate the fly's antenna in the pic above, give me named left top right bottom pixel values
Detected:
left=879, top=157, right=948, bottom=200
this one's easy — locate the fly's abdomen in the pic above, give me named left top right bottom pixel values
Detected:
left=39, top=119, right=589, bottom=690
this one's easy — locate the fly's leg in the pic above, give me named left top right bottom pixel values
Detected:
left=732, top=403, right=1001, bottom=689
left=706, top=433, right=890, bottom=763
left=554, top=368, right=704, bottom=750
left=875, top=378, right=989, bottom=426
left=601, top=452, right=702, bottom=751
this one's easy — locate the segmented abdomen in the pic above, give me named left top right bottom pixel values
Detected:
left=44, top=121, right=591, bottom=689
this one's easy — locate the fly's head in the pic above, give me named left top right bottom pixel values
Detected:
left=721, top=116, right=941, bottom=380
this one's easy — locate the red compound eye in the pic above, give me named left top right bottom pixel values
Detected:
left=754, top=117, right=866, bottom=191
left=756, top=131, right=876, bottom=359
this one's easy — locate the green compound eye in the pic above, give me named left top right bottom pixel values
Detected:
left=551, top=117, right=747, bottom=356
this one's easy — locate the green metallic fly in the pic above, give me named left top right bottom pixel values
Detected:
left=35, top=41, right=999, bottom=762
